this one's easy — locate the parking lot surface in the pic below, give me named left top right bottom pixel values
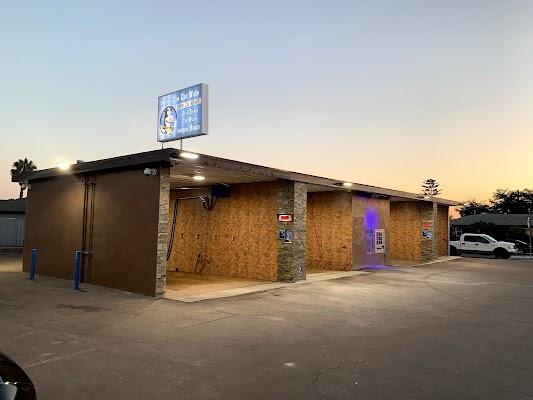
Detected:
left=1, top=253, right=532, bottom=399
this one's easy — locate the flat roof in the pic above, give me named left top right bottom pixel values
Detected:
left=12, top=148, right=460, bottom=206
left=451, top=214, right=532, bottom=226
left=0, top=198, right=26, bottom=214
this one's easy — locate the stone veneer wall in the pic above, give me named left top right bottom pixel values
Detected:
left=420, top=202, right=438, bottom=262
left=155, top=165, right=170, bottom=297
left=277, top=180, right=307, bottom=281
left=307, top=191, right=353, bottom=270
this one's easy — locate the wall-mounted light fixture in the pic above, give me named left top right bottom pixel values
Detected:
left=193, top=175, right=205, bottom=181
left=57, top=162, right=71, bottom=170
left=143, top=168, right=158, bottom=176
left=180, top=152, right=199, bottom=159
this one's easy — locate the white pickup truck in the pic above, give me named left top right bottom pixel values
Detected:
left=450, top=234, right=517, bottom=259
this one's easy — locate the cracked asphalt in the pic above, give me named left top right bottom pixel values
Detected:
left=1, top=252, right=532, bottom=399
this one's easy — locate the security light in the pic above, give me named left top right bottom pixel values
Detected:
left=193, top=175, right=205, bottom=181
left=180, top=152, right=199, bottom=159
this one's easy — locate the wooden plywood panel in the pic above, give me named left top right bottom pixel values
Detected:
left=167, top=182, right=278, bottom=280
left=437, top=205, right=449, bottom=256
left=307, top=192, right=353, bottom=271
left=390, top=202, right=422, bottom=261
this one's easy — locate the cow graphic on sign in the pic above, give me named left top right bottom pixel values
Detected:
left=159, top=106, right=177, bottom=136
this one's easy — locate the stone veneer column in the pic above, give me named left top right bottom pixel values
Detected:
left=277, top=180, right=307, bottom=281
left=155, top=165, right=170, bottom=297
left=420, top=202, right=438, bottom=262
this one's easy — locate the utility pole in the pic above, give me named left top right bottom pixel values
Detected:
left=527, top=207, right=532, bottom=259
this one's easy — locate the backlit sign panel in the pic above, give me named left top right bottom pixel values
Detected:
left=157, top=83, right=208, bottom=142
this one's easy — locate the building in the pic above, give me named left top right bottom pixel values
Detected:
left=451, top=213, right=531, bottom=240
left=0, top=199, right=26, bottom=247
left=12, top=149, right=459, bottom=297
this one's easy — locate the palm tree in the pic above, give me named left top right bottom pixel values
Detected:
left=10, top=158, right=37, bottom=198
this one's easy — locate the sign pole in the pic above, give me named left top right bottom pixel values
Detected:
left=527, top=208, right=532, bottom=258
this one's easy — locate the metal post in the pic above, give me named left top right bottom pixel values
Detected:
left=527, top=208, right=533, bottom=258
left=30, top=249, right=37, bottom=281
left=74, top=251, right=81, bottom=290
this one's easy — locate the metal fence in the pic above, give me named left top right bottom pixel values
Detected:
left=0, top=217, right=25, bottom=247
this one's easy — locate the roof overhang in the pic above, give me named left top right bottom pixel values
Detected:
left=12, top=148, right=460, bottom=206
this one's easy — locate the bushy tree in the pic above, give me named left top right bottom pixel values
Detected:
left=10, top=158, right=37, bottom=198
left=490, top=189, right=533, bottom=214
left=421, top=179, right=442, bottom=197
left=458, top=199, right=492, bottom=217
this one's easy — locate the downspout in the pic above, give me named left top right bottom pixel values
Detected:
left=86, top=174, right=96, bottom=283
left=80, top=174, right=89, bottom=282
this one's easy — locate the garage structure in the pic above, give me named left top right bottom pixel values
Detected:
left=13, top=149, right=458, bottom=297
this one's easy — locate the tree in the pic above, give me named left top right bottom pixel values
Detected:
left=458, top=199, right=492, bottom=217
left=490, top=189, right=533, bottom=214
left=10, top=158, right=37, bottom=198
left=421, top=178, right=442, bottom=197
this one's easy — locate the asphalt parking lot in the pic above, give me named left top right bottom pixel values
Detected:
left=1, top=252, right=532, bottom=400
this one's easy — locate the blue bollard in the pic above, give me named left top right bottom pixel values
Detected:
left=30, top=249, right=37, bottom=281
left=74, top=251, right=81, bottom=290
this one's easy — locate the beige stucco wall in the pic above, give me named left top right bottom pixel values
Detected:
left=352, top=194, right=390, bottom=268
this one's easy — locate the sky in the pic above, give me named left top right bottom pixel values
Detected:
left=1, top=0, right=532, bottom=211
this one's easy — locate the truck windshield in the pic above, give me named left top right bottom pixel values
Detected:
left=483, top=235, right=497, bottom=243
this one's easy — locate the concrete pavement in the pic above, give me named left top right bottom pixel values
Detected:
left=1, top=253, right=532, bottom=399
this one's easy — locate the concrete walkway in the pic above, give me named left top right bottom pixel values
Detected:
left=389, top=256, right=460, bottom=267
left=165, top=270, right=369, bottom=302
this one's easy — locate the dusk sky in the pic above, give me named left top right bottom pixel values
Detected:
left=1, top=0, right=531, bottom=209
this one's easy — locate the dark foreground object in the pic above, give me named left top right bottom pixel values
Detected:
left=0, top=352, right=36, bottom=400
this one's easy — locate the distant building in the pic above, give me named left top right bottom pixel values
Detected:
left=451, top=213, right=531, bottom=240
left=0, top=199, right=26, bottom=247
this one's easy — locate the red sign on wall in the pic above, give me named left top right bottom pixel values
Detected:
left=278, top=214, right=293, bottom=222
left=422, top=222, right=433, bottom=228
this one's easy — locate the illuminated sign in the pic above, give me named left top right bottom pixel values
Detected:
left=157, top=83, right=208, bottom=142
left=422, top=222, right=433, bottom=228
left=278, top=214, right=293, bottom=222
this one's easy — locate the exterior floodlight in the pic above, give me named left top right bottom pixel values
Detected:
left=57, top=162, right=70, bottom=170
left=423, top=196, right=431, bottom=199
left=193, top=175, right=205, bottom=181
left=342, top=182, right=353, bottom=187
left=180, top=152, right=199, bottom=159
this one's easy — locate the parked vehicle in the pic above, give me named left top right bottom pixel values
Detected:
left=506, top=239, right=533, bottom=255
left=0, top=352, right=36, bottom=400
left=450, top=234, right=517, bottom=259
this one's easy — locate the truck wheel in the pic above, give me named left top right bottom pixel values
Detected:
left=494, top=249, right=509, bottom=259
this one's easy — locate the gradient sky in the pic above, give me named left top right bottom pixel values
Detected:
left=1, top=0, right=532, bottom=209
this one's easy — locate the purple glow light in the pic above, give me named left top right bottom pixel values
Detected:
left=365, top=207, right=379, bottom=230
